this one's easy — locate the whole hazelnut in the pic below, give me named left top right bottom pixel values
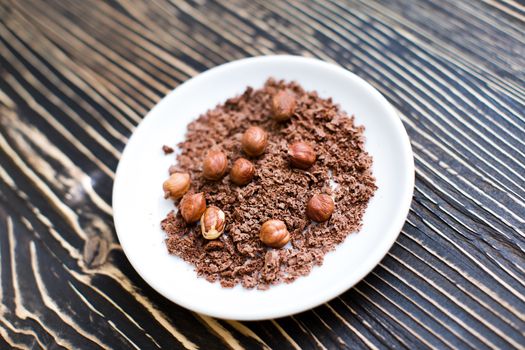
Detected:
left=203, top=150, right=228, bottom=180
left=306, top=194, right=334, bottom=222
left=242, top=126, right=268, bottom=157
left=230, top=158, right=255, bottom=185
left=288, top=142, right=316, bottom=169
left=271, top=90, right=296, bottom=121
left=259, top=219, right=290, bottom=248
left=201, top=206, right=226, bottom=240
left=162, top=172, right=190, bottom=200
left=179, top=192, right=206, bottom=223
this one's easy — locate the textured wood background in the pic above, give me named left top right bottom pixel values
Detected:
left=1, top=0, right=524, bottom=349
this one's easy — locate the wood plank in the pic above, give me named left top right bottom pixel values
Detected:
left=0, top=0, right=523, bottom=348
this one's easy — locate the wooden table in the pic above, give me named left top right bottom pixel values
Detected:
left=1, top=1, right=524, bottom=349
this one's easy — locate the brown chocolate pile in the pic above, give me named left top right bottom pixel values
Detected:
left=161, top=79, right=376, bottom=289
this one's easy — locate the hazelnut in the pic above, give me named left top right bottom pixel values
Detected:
left=271, top=90, right=296, bottom=121
left=179, top=192, right=206, bottom=223
left=201, top=206, right=226, bottom=240
left=306, top=194, right=334, bottom=222
left=230, top=158, right=255, bottom=185
left=242, top=126, right=268, bottom=157
left=203, top=150, right=228, bottom=180
left=259, top=219, right=290, bottom=248
left=162, top=172, right=190, bottom=200
left=288, top=142, right=316, bottom=169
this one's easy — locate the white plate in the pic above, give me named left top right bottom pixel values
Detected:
left=113, top=56, right=414, bottom=320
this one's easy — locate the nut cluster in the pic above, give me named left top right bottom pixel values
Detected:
left=163, top=87, right=336, bottom=249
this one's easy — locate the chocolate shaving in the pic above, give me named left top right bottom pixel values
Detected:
left=161, top=79, right=376, bottom=289
left=162, top=145, right=174, bottom=154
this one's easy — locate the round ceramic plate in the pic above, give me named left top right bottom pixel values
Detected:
left=113, top=56, right=414, bottom=320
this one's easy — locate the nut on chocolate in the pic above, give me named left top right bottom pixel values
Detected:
left=162, top=172, right=190, bottom=200
left=180, top=192, right=206, bottom=223
left=230, top=158, right=255, bottom=185
left=288, top=141, right=316, bottom=169
left=306, top=194, right=334, bottom=222
left=271, top=90, right=296, bottom=121
left=259, top=219, right=290, bottom=248
left=201, top=206, right=226, bottom=240
left=242, top=126, right=268, bottom=157
left=203, top=150, right=228, bottom=180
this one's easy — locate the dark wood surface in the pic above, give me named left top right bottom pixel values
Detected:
left=1, top=0, right=524, bottom=349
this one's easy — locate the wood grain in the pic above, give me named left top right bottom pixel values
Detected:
left=0, top=0, right=524, bottom=349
